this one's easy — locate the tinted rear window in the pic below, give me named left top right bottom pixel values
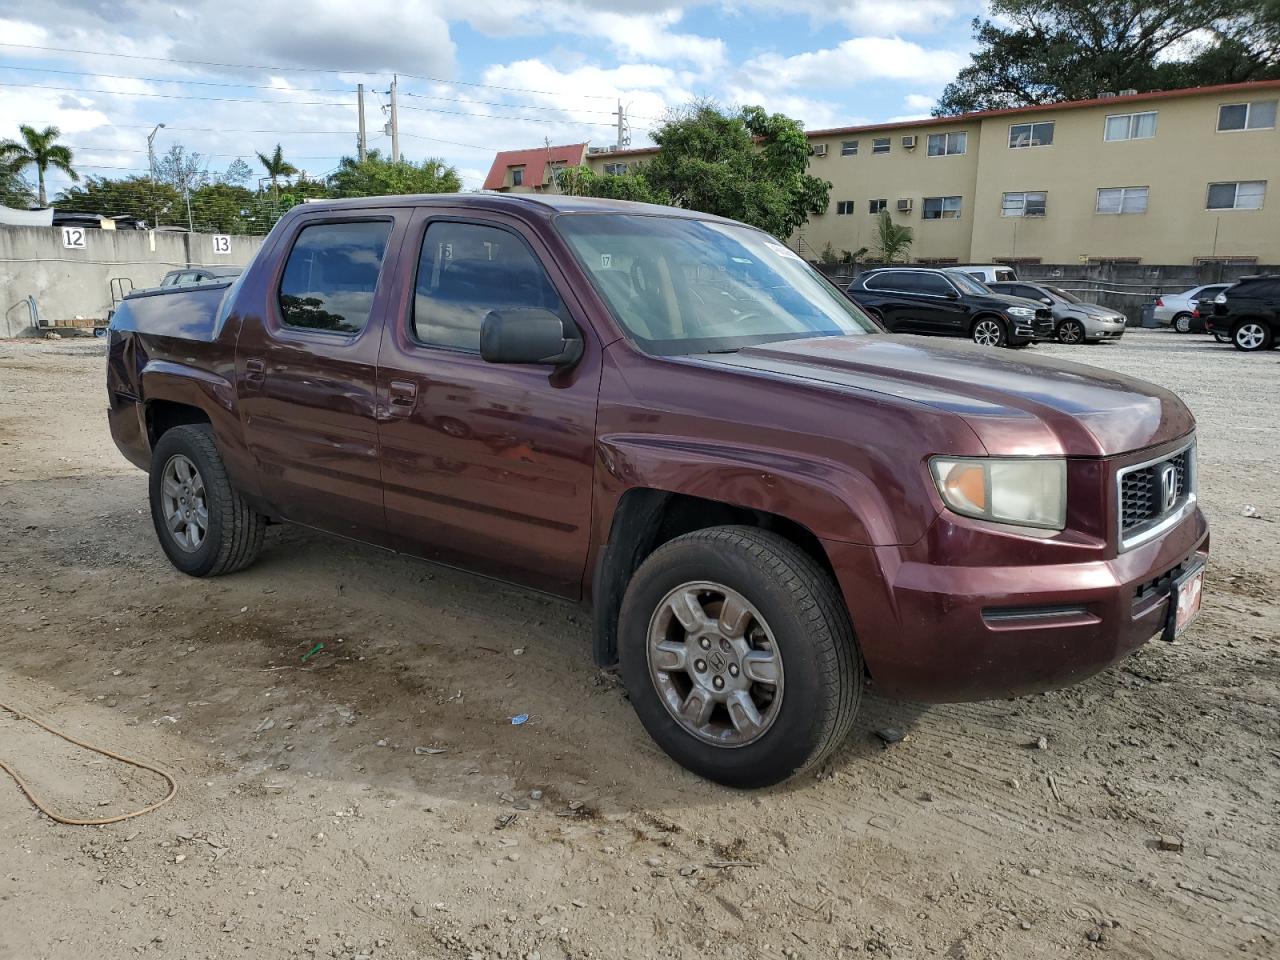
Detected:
left=278, top=220, right=393, bottom=334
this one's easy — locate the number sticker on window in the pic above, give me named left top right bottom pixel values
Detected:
left=61, top=226, right=87, bottom=249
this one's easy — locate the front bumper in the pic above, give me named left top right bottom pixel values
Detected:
left=821, top=506, right=1209, bottom=702
left=1082, top=316, right=1127, bottom=340
left=1012, top=315, right=1055, bottom=342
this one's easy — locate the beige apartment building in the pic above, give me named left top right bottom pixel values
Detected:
left=564, top=80, right=1280, bottom=266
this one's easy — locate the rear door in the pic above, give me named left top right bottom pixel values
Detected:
left=861, top=270, right=922, bottom=332
left=373, top=209, right=603, bottom=598
left=905, top=271, right=969, bottom=335
left=235, top=210, right=408, bottom=540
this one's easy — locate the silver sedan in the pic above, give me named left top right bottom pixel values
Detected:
left=988, top=281, right=1126, bottom=343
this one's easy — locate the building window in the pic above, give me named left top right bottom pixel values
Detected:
left=1088, top=257, right=1141, bottom=265
left=868, top=198, right=887, bottom=214
left=1207, top=180, right=1266, bottom=210
left=835, top=200, right=856, bottom=215
left=926, top=132, right=967, bottom=156
left=922, top=196, right=963, bottom=220
left=872, top=137, right=891, bottom=155
left=1096, top=186, right=1149, bottom=214
left=510, top=167, right=525, bottom=186
left=841, top=140, right=858, bottom=156
left=1009, top=121, right=1054, bottom=148
left=1001, top=191, right=1047, bottom=217
left=1194, top=256, right=1258, bottom=266
left=1104, top=111, right=1157, bottom=141
left=603, top=163, right=628, bottom=176
left=993, top=257, right=1043, bottom=266
left=1217, top=100, right=1277, bottom=131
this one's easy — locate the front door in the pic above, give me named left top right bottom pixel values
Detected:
left=903, top=272, right=969, bottom=335
left=235, top=212, right=406, bottom=540
left=375, top=211, right=602, bottom=598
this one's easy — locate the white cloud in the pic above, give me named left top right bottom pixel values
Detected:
left=725, top=1, right=962, bottom=34
left=740, top=37, right=968, bottom=91
left=903, top=93, right=937, bottom=112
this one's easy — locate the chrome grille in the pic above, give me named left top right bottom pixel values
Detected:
left=1117, top=443, right=1195, bottom=550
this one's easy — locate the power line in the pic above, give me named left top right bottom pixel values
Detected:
left=399, top=89, right=662, bottom=121
left=0, top=80, right=352, bottom=107
left=396, top=102, right=618, bottom=128
left=0, top=62, right=352, bottom=94
left=0, top=40, right=617, bottom=101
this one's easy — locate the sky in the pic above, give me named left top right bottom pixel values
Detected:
left=0, top=1, right=990, bottom=196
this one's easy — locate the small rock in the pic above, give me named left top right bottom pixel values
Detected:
left=874, top=727, right=906, bottom=745
left=1158, top=835, right=1185, bottom=852
left=1031, top=736, right=1048, bottom=751
left=506, top=852, right=521, bottom=862
left=530, top=789, right=543, bottom=801
left=1020, top=921, right=1032, bottom=931
left=411, top=903, right=428, bottom=918
left=1086, top=929, right=1102, bottom=943
left=174, top=854, right=186, bottom=864
left=679, top=865, right=697, bottom=877
left=1026, top=867, right=1042, bottom=877
left=376, top=739, right=388, bottom=747
left=644, top=857, right=662, bottom=867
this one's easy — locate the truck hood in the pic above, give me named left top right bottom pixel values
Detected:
left=697, top=334, right=1193, bottom=457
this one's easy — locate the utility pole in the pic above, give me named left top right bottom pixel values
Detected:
left=146, top=122, right=166, bottom=179
left=389, top=75, right=399, bottom=163
left=357, top=83, right=367, bottom=162
left=614, top=99, right=629, bottom=150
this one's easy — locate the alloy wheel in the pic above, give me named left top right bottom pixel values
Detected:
left=646, top=581, right=784, bottom=747
left=1174, top=315, right=1191, bottom=333
left=160, top=454, right=209, bottom=551
left=1057, top=320, right=1084, bottom=344
left=1235, top=322, right=1266, bottom=350
left=973, top=319, right=1002, bottom=346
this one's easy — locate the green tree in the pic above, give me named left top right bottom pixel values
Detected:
left=0, top=124, right=78, bottom=207
left=872, top=210, right=913, bottom=264
left=555, top=164, right=666, bottom=203
left=256, top=143, right=298, bottom=196
left=555, top=101, right=831, bottom=239
left=186, top=182, right=258, bottom=234
left=221, top=157, right=253, bottom=186
left=936, top=0, right=1280, bottom=115
left=55, top=175, right=184, bottom=227
left=0, top=162, right=34, bottom=208
left=328, top=150, right=461, bottom=197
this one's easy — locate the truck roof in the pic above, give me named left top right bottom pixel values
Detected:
left=293, top=192, right=735, bottom=223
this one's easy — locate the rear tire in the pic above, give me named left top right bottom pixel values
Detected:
left=971, top=316, right=1007, bottom=347
left=618, top=526, right=863, bottom=788
left=1232, top=320, right=1272, bottom=352
left=1173, top=313, right=1192, bottom=334
left=149, top=424, right=265, bottom=577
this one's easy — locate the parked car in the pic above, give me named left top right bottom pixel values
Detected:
left=1204, top=275, right=1280, bottom=351
left=158, top=266, right=243, bottom=288
left=1153, top=284, right=1231, bottom=332
left=106, top=194, right=1208, bottom=788
left=846, top=267, right=1053, bottom=346
left=988, top=281, right=1127, bottom=344
left=957, top=264, right=1019, bottom=283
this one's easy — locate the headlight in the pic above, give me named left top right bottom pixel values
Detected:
left=930, top=457, right=1066, bottom=530
left=1214, top=293, right=1227, bottom=304
left=1006, top=306, right=1037, bottom=318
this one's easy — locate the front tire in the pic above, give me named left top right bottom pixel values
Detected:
left=971, top=316, right=1007, bottom=347
left=618, top=526, right=863, bottom=788
left=1056, top=319, right=1085, bottom=344
left=149, top=424, right=265, bottom=577
left=1232, top=320, right=1272, bottom=352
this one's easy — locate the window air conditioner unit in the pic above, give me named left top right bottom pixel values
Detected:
left=1119, top=88, right=1138, bottom=96
left=901, top=135, right=917, bottom=149
left=897, top=198, right=914, bottom=213
left=1098, top=90, right=1117, bottom=98
left=811, top=143, right=828, bottom=157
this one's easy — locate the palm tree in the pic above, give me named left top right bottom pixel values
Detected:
left=873, top=209, right=914, bottom=264
left=0, top=125, right=78, bottom=207
left=255, top=144, right=298, bottom=198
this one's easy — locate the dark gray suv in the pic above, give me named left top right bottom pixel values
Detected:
left=845, top=267, right=1053, bottom=347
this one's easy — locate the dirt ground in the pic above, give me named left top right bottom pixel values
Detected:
left=0, top=330, right=1277, bottom=960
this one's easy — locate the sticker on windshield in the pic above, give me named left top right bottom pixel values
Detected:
left=600, top=253, right=613, bottom=268
left=731, top=256, right=753, bottom=264
left=765, top=242, right=804, bottom=262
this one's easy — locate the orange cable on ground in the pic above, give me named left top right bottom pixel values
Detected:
left=0, top=700, right=177, bottom=825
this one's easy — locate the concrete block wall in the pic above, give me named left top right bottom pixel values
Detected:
left=1, top=226, right=264, bottom=337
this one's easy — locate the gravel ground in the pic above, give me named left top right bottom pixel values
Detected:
left=0, top=329, right=1277, bottom=960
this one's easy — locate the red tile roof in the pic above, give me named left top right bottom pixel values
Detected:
left=482, top=142, right=588, bottom=191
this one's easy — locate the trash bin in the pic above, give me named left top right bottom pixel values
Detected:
left=1139, top=303, right=1158, bottom=328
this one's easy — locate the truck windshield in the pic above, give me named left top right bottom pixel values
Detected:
left=555, top=213, right=877, bottom=355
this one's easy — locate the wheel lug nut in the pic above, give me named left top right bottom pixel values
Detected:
left=729, top=664, right=739, bottom=677
left=712, top=676, right=725, bottom=690
left=699, top=637, right=711, bottom=650
left=694, top=659, right=707, bottom=673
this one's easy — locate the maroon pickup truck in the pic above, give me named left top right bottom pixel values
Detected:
left=107, top=195, right=1208, bottom=787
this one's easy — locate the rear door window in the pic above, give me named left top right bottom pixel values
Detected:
left=278, top=220, right=393, bottom=334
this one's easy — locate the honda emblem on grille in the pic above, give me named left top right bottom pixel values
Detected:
left=1159, top=464, right=1178, bottom=513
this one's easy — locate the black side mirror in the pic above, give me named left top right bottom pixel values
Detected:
left=945, top=289, right=960, bottom=300
left=481, top=308, right=583, bottom=368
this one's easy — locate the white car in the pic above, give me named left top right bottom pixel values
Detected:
left=1153, top=283, right=1231, bottom=332
left=957, top=264, right=1019, bottom=284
